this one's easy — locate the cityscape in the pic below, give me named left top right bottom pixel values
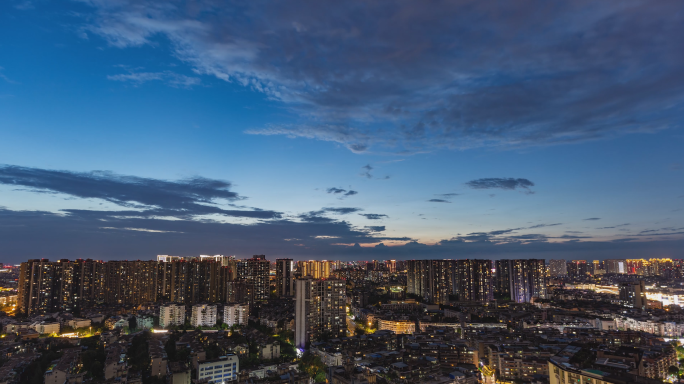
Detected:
left=0, top=257, right=683, bottom=384
left=1, top=1, right=684, bottom=384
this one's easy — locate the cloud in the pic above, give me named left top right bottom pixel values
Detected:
left=527, top=223, right=563, bottom=229
left=584, top=217, right=601, bottom=221
left=299, top=207, right=364, bottom=222
left=78, top=0, right=684, bottom=153
left=428, top=199, right=450, bottom=203
left=0, top=164, right=281, bottom=219
left=0, top=67, right=18, bottom=84
left=597, top=223, right=630, bottom=229
left=365, top=226, right=385, bottom=232
left=326, top=187, right=358, bottom=197
left=322, top=207, right=362, bottom=215
left=361, top=164, right=373, bottom=179
left=466, top=178, right=535, bottom=193
left=439, top=193, right=461, bottom=198
left=107, top=71, right=200, bottom=88
left=359, top=213, right=388, bottom=220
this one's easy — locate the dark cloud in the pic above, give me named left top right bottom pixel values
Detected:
left=326, top=187, right=358, bottom=197
left=584, top=217, right=601, bottom=221
left=428, top=199, right=450, bottom=203
left=528, top=223, right=562, bottom=229
left=323, top=207, right=362, bottom=215
left=359, top=213, right=388, bottom=220
left=466, top=178, right=535, bottom=193
left=365, top=226, right=385, bottom=232
left=597, top=223, right=630, bottom=229
left=80, top=0, right=684, bottom=153
left=360, top=164, right=373, bottom=179
left=299, top=207, right=364, bottom=222
left=0, top=164, right=281, bottom=219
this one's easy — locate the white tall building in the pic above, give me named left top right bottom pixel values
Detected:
left=224, top=303, right=249, bottom=327
left=191, top=304, right=217, bottom=327
left=160, top=304, right=186, bottom=328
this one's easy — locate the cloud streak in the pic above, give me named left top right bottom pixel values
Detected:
left=0, top=164, right=281, bottom=219
left=466, top=178, right=535, bottom=193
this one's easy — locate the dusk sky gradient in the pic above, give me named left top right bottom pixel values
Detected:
left=0, top=0, right=683, bottom=263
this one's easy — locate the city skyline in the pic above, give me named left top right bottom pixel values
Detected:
left=1, top=1, right=684, bottom=262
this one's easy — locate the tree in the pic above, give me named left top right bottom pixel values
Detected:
left=299, top=352, right=327, bottom=383
left=129, top=316, right=138, bottom=331
left=668, top=365, right=680, bottom=377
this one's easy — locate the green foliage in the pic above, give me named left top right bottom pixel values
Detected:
left=668, top=365, right=680, bottom=377
left=129, top=316, right=138, bottom=332
left=81, top=342, right=106, bottom=379
left=299, top=352, right=327, bottom=383
left=128, top=332, right=151, bottom=373
left=204, top=343, right=223, bottom=360
left=20, top=349, right=62, bottom=384
left=164, top=332, right=180, bottom=361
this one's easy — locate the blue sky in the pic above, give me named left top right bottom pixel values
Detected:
left=0, top=0, right=683, bottom=262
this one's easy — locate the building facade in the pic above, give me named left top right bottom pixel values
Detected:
left=295, top=277, right=346, bottom=348
left=191, top=304, right=217, bottom=327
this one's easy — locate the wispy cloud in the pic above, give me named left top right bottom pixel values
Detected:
left=107, top=71, right=200, bottom=88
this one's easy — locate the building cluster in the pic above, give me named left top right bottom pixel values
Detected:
left=406, top=259, right=546, bottom=304
left=16, top=255, right=273, bottom=315
left=6, top=256, right=684, bottom=384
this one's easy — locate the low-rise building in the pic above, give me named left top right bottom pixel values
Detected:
left=259, top=342, right=280, bottom=360
left=197, top=355, right=239, bottom=383
left=224, top=304, right=249, bottom=327
left=378, top=319, right=415, bottom=334
left=65, top=318, right=91, bottom=329
left=149, top=339, right=168, bottom=377
left=191, top=304, right=217, bottom=328
left=160, top=304, right=186, bottom=328
left=31, top=321, right=60, bottom=335
left=169, top=362, right=191, bottom=384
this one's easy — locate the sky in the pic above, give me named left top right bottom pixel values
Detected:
left=0, top=0, right=683, bottom=263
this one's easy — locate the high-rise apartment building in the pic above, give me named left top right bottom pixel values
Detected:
left=406, top=259, right=454, bottom=304
left=497, top=259, right=546, bottom=303
left=548, top=259, right=567, bottom=277
left=456, top=259, right=493, bottom=302
left=159, top=304, right=186, bottom=328
left=295, top=277, right=346, bottom=349
left=237, top=255, right=270, bottom=301
left=619, top=281, right=646, bottom=309
left=567, top=260, right=589, bottom=278
left=604, top=259, right=626, bottom=274
left=275, top=258, right=294, bottom=297
left=18, top=259, right=57, bottom=316
left=494, top=259, right=512, bottom=299
left=224, top=303, right=249, bottom=327
left=386, top=260, right=397, bottom=273
left=191, top=304, right=217, bottom=327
